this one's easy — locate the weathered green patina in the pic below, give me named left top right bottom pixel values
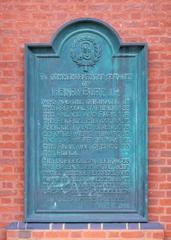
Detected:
left=25, top=18, right=148, bottom=222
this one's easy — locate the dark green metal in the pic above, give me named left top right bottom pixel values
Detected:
left=25, top=18, right=148, bottom=222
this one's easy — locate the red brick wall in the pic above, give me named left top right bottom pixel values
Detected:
left=0, top=0, right=171, bottom=239
left=6, top=229, right=165, bottom=240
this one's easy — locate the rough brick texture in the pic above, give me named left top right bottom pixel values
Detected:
left=6, top=229, right=165, bottom=240
left=0, top=0, right=171, bottom=239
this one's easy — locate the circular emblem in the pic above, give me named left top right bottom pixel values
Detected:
left=71, top=36, right=102, bottom=72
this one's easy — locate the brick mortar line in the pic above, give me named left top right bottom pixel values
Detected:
left=7, top=229, right=164, bottom=232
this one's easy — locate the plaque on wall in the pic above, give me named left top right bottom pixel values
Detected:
left=25, top=18, right=148, bottom=222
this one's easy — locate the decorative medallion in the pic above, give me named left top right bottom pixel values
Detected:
left=71, top=35, right=102, bottom=72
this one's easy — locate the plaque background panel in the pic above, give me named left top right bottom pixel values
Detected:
left=25, top=19, right=148, bottom=222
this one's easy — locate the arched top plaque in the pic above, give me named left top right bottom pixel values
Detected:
left=25, top=19, right=148, bottom=222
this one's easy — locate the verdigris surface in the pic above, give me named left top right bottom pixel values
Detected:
left=25, top=18, right=148, bottom=222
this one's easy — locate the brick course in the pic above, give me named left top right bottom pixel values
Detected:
left=6, top=229, right=165, bottom=240
left=0, top=0, right=171, bottom=239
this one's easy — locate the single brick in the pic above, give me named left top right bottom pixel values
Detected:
left=18, top=231, right=31, bottom=239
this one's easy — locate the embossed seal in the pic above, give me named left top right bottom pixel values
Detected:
left=71, top=35, right=102, bottom=72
